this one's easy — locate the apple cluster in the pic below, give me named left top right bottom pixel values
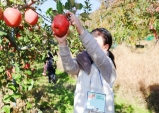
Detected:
left=0, top=7, right=38, bottom=27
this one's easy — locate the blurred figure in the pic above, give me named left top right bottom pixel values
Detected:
left=43, top=51, right=56, bottom=84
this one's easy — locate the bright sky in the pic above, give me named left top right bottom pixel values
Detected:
left=37, top=0, right=101, bottom=24
left=38, top=0, right=100, bottom=13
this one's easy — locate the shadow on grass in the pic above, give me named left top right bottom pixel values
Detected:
left=139, top=81, right=159, bottom=113
left=29, top=69, right=75, bottom=113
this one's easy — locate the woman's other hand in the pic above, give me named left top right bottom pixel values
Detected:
left=66, top=11, right=84, bottom=35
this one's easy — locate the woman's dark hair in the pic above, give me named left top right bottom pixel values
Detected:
left=91, top=28, right=116, bottom=68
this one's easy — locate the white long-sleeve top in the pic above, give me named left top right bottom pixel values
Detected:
left=59, top=29, right=117, bottom=113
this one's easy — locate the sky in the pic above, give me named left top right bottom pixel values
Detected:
left=37, top=0, right=101, bottom=24
left=38, top=0, right=101, bottom=13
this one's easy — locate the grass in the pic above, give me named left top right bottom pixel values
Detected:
left=27, top=68, right=76, bottom=113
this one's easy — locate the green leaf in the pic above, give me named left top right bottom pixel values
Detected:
left=75, top=3, right=83, bottom=10
left=68, top=31, right=75, bottom=38
left=12, top=73, right=21, bottom=80
left=3, top=95, right=11, bottom=103
left=0, top=105, right=10, bottom=113
left=65, top=1, right=71, bottom=10
left=35, top=35, right=40, bottom=43
left=57, top=0, right=63, bottom=14
left=26, top=102, right=32, bottom=109
left=80, top=12, right=91, bottom=20
left=14, top=63, right=20, bottom=73
left=70, top=0, right=75, bottom=6
left=46, top=8, right=53, bottom=16
left=42, top=54, right=46, bottom=61
left=24, top=70, right=32, bottom=75
left=10, top=97, right=16, bottom=102
left=0, top=31, right=7, bottom=36
left=28, top=79, right=34, bottom=91
left=0, top=67, right=4, bottom=73
left=52, top=10, right=59, bottom=16
left=8, top=84, right=17, bottom=92
left=11, top=93, right=22, bottom=99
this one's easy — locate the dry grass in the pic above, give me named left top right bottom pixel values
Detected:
left=112, top=42, right=159, bottom=110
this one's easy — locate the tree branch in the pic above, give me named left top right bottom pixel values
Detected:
left=36, top=12, right=52, bottom=24
left=18, top=0, right=38, bottom=10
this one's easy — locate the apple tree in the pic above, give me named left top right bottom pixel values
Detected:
left=0, top=0, right=93, bottom=112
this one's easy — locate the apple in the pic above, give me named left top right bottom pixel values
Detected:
left=23, top=63, right=30, bottom=69
left=51, top=14, right=69, bottom=37
left=3, top=7, right=22, bottom=27
left=25, top=63, right=30, bottom=69
left=25, top=8, right=38, bottom=25
left=16, top=33, right=21, bottom=38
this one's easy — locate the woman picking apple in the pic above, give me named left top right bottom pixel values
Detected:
left=53, top=12, right=117, bottom=113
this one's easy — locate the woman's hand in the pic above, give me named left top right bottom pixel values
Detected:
left=66, top=11, right=85, bottom=35
left=54, top=30, right=69, bottom=47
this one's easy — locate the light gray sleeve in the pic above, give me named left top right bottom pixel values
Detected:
left=59, top=46, right=80, bottom=75
left=79, top=30, right=114, bottom=84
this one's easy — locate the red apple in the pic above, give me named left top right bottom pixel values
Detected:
left=24, top=9, right=38, bottom=25
left=16, top=33, right=21, bottom=38
left=51, top=14, right=69, bottom=37
left=3, top=7, right=22, bottom=27
left=26, top=63, right=30, bottom=69
left=23, top=63, right=30, bottom=69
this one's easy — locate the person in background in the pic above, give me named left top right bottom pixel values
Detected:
left=54, top=11, right=117, bottom=113
left=43, top=51, right=56, bottom=84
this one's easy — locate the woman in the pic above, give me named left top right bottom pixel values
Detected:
left=54, top=12, right=117, bottom=113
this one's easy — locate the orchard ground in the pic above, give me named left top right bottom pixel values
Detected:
left=0, top=39, right=159, bottom=113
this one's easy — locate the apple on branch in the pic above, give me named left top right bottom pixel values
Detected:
left=3, top=7, right=22, bottom=27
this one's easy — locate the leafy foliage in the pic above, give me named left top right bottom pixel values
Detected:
left=85, top=0, right=159, bottom=46
left=0, top=0, right=92, bottom=112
